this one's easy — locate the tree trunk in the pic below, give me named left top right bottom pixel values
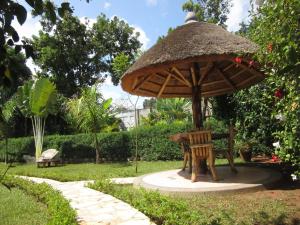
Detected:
left=4, top=138, right=8, bottom=164
left=94, top=133, right=101, bottom=164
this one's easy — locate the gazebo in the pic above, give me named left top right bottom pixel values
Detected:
left=121, top=12, right=265, bottom=182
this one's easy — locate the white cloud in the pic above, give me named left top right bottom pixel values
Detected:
left=226, top=0, right=251, bottom=32
left=132, top=25, right=150, bottom=50
left=104, top=2, right=111, bottom=10
left=146, top=0, right=158, bottom=7
left=79, top=17, right=97, bottom=28
left=110, top=15, right=150, bottom=50
left=12, top=13, right=42, bottom=39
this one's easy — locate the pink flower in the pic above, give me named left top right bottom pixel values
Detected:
left=248, top=60, right=255, bottom=67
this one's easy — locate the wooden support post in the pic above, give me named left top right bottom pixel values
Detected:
left=192, top=63, right=207, bottom=174
left=191, top=63, right=203, bottom=129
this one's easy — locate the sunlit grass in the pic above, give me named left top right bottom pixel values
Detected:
left=0, top=185, right=49, bottom=225
left=0, top=158, right=243, bottom=181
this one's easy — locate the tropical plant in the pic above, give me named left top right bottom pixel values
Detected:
left=31, top=13, right=141, bottom=97
left=14, top=78, right=58, bottom=159
left=66, top=85, right=114, bottom=163
left=234, top=0, right=300, bottom=176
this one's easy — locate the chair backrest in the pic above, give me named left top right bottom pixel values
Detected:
left=188, top=130, right=212, bottom=145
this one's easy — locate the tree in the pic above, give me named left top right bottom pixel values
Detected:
left=92, top=15, right=141, bottom=85
left=111, top=53, right=131, bottom=85
left=31, top=14, right=100, bottom=97
left=66, top=85, right=114, bottom=163
left=15, top=78, right=58, bottom=159
left=235, top=0, right=300, bottom=176
left=182, top=0, right=232, bottom=27
left=0, top=0, right=78, bottom=88
left=142, top=98, right=192, bottom=125
left=32, top=14, right=141, bottom=96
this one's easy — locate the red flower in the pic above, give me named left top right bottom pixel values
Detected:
left=234, top=57, right=242, bottom=64
left=248, top=60, right=255, bottom=67
left=274, top=89, right=283, bottom=99
left=267, top=43, right=273, bottom=52
left=271, top=154, right=279, bottom=162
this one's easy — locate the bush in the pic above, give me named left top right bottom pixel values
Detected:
left=3, top=176, right=77, bottom=225
left=0, top=121, right=233, bottom=162
left=129, top=122, right=190, bottom=161
left=0, top=132, right=130, bottom=162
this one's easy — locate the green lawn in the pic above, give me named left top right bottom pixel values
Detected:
left=90, top=179, right=295, bottom=225
left=0, top=185, right=49, bottom=225
left=0, top=159, right=243, bottom=181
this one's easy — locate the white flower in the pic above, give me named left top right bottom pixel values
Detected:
left=291, top=174, right=298, bottom=181
left=275, top=114, right=286, bottom=121
left=273, top=141, right=280, bottom=148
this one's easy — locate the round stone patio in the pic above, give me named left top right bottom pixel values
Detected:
left=134, top=166, right=281, bottom=196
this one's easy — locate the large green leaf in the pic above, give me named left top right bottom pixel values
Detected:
left=16, top=80, right=33, bottom=117
left=29, top=78, right=57, bottom=117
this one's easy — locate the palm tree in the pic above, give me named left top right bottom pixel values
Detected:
left=156, top=98, right=192, bottom=123
left=15, top=78, right=58, bottom=160
left=66, top=86, right=113, bottom=163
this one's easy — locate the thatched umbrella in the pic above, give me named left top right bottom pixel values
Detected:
left=121, top=12, right=265, bottom=129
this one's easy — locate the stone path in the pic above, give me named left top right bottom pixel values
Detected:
left=20, top=176, right=155, bottom=225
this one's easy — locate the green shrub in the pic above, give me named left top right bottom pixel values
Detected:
left=0, top=132, right=130, bottom=162
left=3, top=176, right=77, bottom=225
left=89, top=179, right=205, bottom=225
left=129, top=122, right=190, bottom=161
left=0, top=121, right=230, bottom=162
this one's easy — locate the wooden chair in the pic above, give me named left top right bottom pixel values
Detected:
left=181, top=140, right=192, bottom=173
left=188, top=130, right=218, bottom=182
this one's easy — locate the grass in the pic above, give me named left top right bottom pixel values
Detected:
left=90, top=180, right=294, bottom=225
left=0, top=185, right=49, bottom=225
left=0, top=158, right=243, bottom=181
left=182, top=193, right=291, bottom=225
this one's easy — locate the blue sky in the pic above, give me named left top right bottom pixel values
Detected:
left=16, top=0, right=251, bottom=108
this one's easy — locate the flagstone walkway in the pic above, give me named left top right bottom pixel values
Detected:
left=20, top=176, right=154, bottom=225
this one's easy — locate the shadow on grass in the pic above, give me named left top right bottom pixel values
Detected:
left=253, top=211, right=299, bottom=225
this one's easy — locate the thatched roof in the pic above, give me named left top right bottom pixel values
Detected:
left=121, top=21, right=264, bottom=98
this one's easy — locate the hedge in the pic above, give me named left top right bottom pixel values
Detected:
left=0, top=122, right=229, bottom=162
left=0, top=132, right=130, bottom=162
left=3, top=176, right=77, bottom=225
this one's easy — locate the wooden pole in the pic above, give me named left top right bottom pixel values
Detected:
left=192, top=63, right=207, bottom=173
left=192, top=63, right=203, bottom=129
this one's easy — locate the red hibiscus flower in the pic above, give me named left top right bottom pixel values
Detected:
left=271, top=154, right=279, bottom=162
left=274, top=89, right=283, bottom=99
left=234, top=57, right=242, bottom=64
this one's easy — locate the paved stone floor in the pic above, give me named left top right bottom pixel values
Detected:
left=134, top=166, right=282, bottom=195
left=20, top=176, right=154, bottom=225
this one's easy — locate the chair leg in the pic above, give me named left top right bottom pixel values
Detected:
left=188, top=152, right=192, bottom=174
left=182, top=152, right=188, bottom=171
left=191, top=152, right=199, bottom=182
left=209, top=151, right=218, bottom=181
left=226, top=151, right=238, bottom=173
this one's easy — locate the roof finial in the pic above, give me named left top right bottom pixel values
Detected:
left=185, top=11, right=197, bottom=24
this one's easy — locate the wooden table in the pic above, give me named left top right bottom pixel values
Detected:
left=169, top=127, right=237, bottom=181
